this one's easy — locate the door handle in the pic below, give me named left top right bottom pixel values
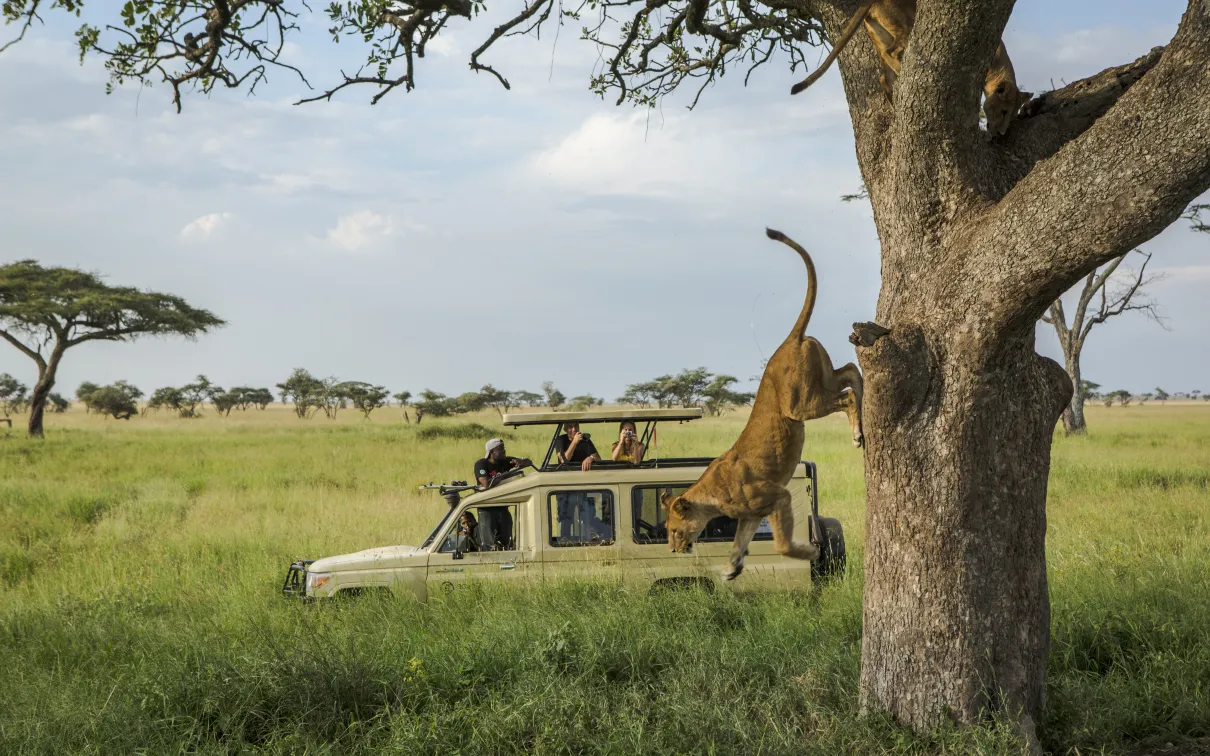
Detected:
left=500, top=563, right=516, bottom=570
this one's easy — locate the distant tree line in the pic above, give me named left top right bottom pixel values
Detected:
left=618, top=367, right=755, bottom=416
left=1084, top=383, right=1207, bottom=407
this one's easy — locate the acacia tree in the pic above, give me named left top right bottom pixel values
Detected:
left=0, top=373, right=27, bottom=419
left=344, top=382, right=390, bottom=418
left=0, top=261, right=223, bottom=436
left=1041, top=250, right=1163, bottom=434
left=277, top=368, right=323, bottom=418
left=702, top=374, right=756, bottom=416
left=540, top=382, right=565, bottom=410
left=393, top=390, right=413, bottom=423
left=6, top=0, right=1210, bottom=740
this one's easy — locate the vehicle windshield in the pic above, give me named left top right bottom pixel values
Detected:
left=420, top=507, right=455, bottom=549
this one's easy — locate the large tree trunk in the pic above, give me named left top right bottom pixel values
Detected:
left=813, top=0, right=1210, bottom=735
left=26, top=344, right=65, bottom=439
left=856, top=323, right=1070, bottom=734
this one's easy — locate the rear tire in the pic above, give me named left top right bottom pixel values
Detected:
left=811, top=516, right=846, bottom=581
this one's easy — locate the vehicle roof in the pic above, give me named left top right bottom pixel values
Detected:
left=459, top=461, right=811, bottom=505
left=501, top=407, right=704, bottom=426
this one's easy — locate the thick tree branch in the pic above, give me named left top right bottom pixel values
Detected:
left=993, top=48, right=1163, bottom=194
left=977, top=0, right=1210, bottom=329
left=0, top=328, right=44, bottom=369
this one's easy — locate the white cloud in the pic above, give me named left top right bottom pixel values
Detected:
left=426, top=35, right=459, bottom=58
left=326, top=210, right=396, bottom=251
left=263, top=173, right=319, bottom=193
left=180, top=212, right=233, bottom=239
left=526, top=112, right=735, bottom=199
left=1156, top=265, right=1210, bottom=284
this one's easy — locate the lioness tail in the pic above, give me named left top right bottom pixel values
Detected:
left=765, top=228, right=816, bottom=342
left=789, top=0, right=877, bottom=95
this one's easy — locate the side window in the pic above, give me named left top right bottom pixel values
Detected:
left=631, top=485, right=774, bottom=544
left=438, top=504, right=519, bottom=553
left=548, top=490, right=614, bottom=547
left=631, top=485, right=686, bottom=544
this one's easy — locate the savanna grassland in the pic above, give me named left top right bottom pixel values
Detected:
left=1, top=404, right=1208, bottom=755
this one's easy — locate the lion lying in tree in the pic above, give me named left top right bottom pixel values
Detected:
left=789, top=0, right=1031, bottom=137
left=661, top=228, right=863, bottom=580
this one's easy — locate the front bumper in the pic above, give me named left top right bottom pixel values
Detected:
left=282, top=558, right=314, bottom=599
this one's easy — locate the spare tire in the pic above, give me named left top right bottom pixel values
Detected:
left=811, top=516, right=846, bottom=581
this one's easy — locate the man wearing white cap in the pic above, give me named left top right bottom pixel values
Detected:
left=473, top=438, right=532, bottom=488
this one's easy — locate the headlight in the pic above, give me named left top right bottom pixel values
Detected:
left=307, top=572, right=332, bottom=594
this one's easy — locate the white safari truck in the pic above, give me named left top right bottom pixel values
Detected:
left=282, top=408, right=846, bottom=600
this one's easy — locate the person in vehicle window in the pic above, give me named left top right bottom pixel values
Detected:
left=473, top=438, right=532, bottom=488
left=456, top=511, right=480, bottom=552
left=554, top=421, right=600, bottom=471
left=610, top=420, right=646, bottom=465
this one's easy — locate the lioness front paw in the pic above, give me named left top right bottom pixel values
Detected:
left=723, top=563, right=745, bottom=581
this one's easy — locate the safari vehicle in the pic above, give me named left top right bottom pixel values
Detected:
left=282, top=408, right=846, bottom=600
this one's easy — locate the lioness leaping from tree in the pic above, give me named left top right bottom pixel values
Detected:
left=661, top=228, right=863, bottom=581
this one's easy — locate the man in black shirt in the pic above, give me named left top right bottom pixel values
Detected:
left=473, top=438, right=531, bottom=487
left=554, top=421, right=601, bottom=471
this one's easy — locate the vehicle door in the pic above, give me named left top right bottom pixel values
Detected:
left=540, top=486, right=621, bottom=580
left=426, top=498, right=532, bottom=598
left=628, top=482, right=783, bottom=585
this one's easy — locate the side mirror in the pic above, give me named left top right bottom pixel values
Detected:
left=452, top=549, right=464, bottom=560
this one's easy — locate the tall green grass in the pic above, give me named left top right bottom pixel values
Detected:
left=1, top=404, right=1208, bottom=754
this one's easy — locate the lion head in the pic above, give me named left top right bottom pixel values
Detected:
left=661, top=493, right=712, bottom=553
left=985, top=82, right=1032, bottom=137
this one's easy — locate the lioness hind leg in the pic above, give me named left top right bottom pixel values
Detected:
left=723, top=516, right=763, bottom=582
left=769, top=496, right=819, bottom=562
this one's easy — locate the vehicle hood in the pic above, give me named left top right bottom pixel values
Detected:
left=310, top=545, right=426, bottom=573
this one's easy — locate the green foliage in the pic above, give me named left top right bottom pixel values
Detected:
left=0, top=260, right=223, bottom=347
left=229, top=386, right=274, bottom=410
left=342, top=382, right=390, bottom=419
left=541, top=381, right=565, bottom=410
left=47, top=392, right=69, bottom=413
left=75, top=381, right=100, bottom=412
left=81, top=380, right=143, bottom=420
left=276, top=368, right=324, bottom=419
left=621, top=368, right=751, bottom=411
left=210, top=390, right=242, bottom=416
left=567, top=394, right=604, bottom=411
left=413, top=389, right=458, bottom=417
left=416, top=423, right=513, bottom=442
left=477, top=384, right=515, bottom=417
left=512, top=390, right=543, bottom=407
left=145, top=376, right=215, bottom=418
left=702, top=374, right=756, bottom=416
left=1154, top=387, right=1170, bottom=403
left=0, top=373, right=28, bottom=417
left=392, top=390, right=412, bottom=406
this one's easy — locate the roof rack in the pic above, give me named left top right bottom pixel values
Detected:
left=502, top=407, right=703, bottom=427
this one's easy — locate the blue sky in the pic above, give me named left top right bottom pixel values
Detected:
left=0, top=0, right=1205, bottom=401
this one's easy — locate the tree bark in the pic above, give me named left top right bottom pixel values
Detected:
left=1063, top=356, right=1087, bottom=434
left=855, top=322, right=1070, bottom=735
left=27, top=343, right=65, bottom=438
